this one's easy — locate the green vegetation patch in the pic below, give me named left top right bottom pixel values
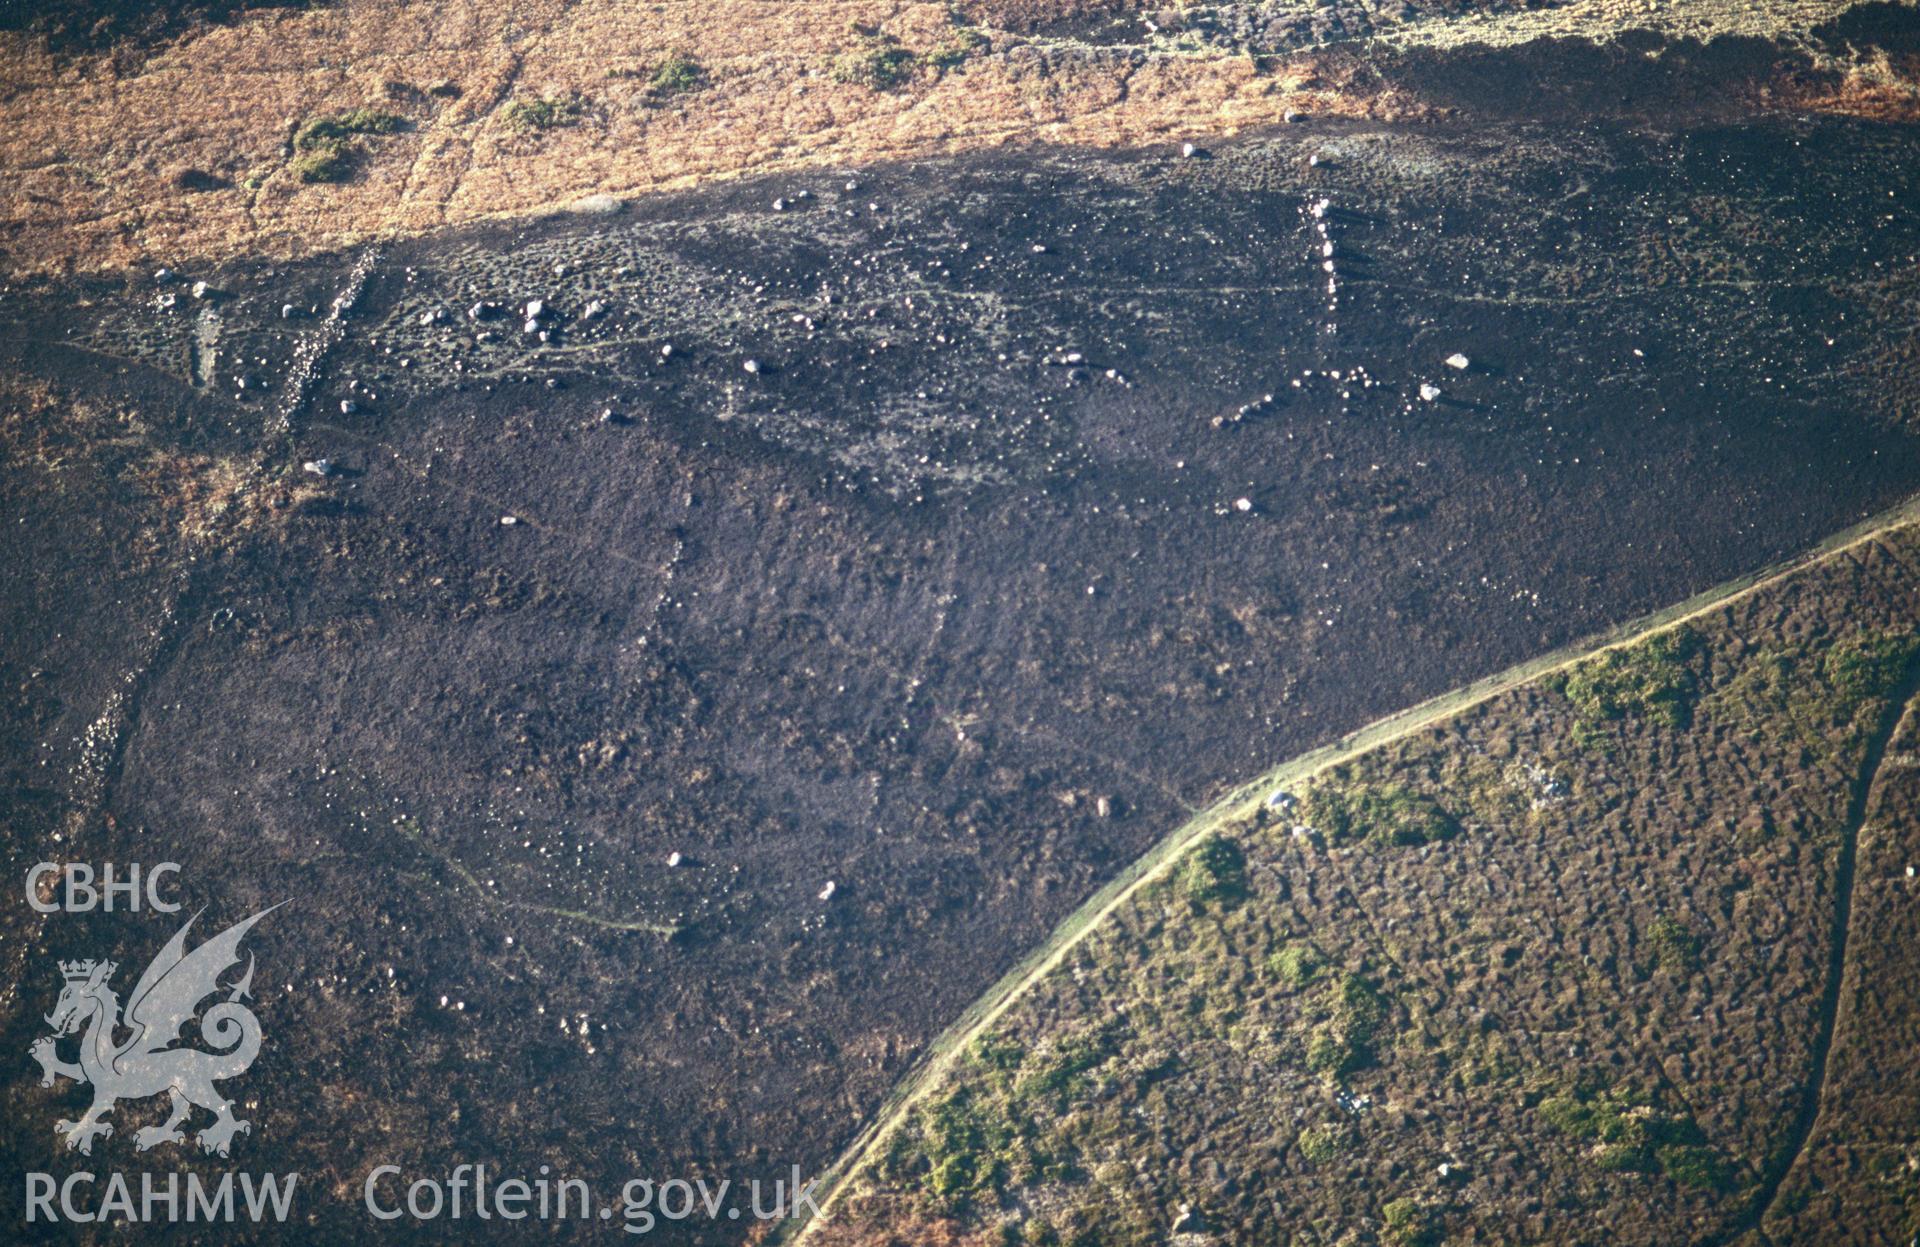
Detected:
left=1304, top=970, right=1391, bottom=1081
left=1301, top=780, right=1458, bottom=847
left=294, top=108, right=404, bottom=150
left=1704, top=628, right=1918, bottom=775
left=1539, top=1081, right=1732, bottom=1189
left=1270, top=940, right=1323, bottom=988
left=831, top=38, right=918, bottom=89
left=1823, top=629, right=1919, bottom=716
left=926, top=27, right=988, bottom=70
left=1295, top=1123, right=1350, bottom=1164
left=885, top=1028, right=1120, bottom=1209
left=503, top=96, right=585, bottom=132
left=1646, top=914, right=1704, bottom=973
left=288, top=108, right=406, bottom=183
left=290, top=145, right=355, bottom=184
left=1382, top=1197, right=1443, bottom=1247
left=649, top=52, right=704, bottom=95
left=1548, top=626, right=1701, bottom=744
left=1179, top=833, right=1248, bottom=908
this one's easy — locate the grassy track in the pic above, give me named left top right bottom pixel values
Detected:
left=783, top=492, right=1920, bottom=1243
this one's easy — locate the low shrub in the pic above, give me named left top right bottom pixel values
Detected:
left=288, top=107, right=406, bottom=184
left=650, top=52, right=703, bottom=94
left=1823, top=630, right=1919, bottom=714
left=1550, top=626, right=1700, bottom=742
left=1179, top=834, right=1247, bottom=908
left=1271, top=941, right=1322, bottom=988
left=294, top=108, right=403, bottom=151
left=926, top=27, right=988, bottom=70
left=1302, top=781, right=1456, bottom=847
left=1382, top=1197, right=1441, bottom=1247
left=1539, top=1081, right=1731, bottom=1187
left=831, top=39, right=917, bottom=88
left=1657, top=1143, right=1733, bottom=1190
left=1646, top=914, right=1703, bottom=973
left=1295, top=1124, right=1347, bottom=1163
left=504, top=96, right=584, bottom=131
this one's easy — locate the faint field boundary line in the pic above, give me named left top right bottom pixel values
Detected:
left=388, top=814, right=680, bottom=937
left=783, top=491, right=1920, bottom=1244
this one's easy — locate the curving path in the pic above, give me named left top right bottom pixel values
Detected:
left=784, top=492, right=1920, bottom=1244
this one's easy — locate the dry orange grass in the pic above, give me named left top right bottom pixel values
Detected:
left=0, top=0, right=1372, bottom=277
left=0, top=0, right=1906, bottom=278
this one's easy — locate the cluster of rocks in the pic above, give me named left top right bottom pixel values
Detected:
left=1213, top=391, right=1277, bottom=428
left=1145, top=0, right=1531, bottom=57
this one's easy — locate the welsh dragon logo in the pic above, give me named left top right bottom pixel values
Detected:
left=30, top=905, right=278, bottom=1157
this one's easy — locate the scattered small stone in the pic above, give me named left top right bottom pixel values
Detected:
left=818, top=880, right=836, bottom=901
left=282, top=303, right=299, bottom=320
left=302, top=459, right=333, bottom=477
left=191, top=280, right=212, bottom=300
left=500, top=515, right=519, bottom=526
left=1031, top=243, right=1048, bottom=254
left=523, top=317, right=541, bottom=335
left=1285, top=109, right=1308, bottom=123
left=1446, top=352, right=1471, bottom=370
left=660, top=343, right=674, bottom=359
left=773, top=197, right=787, bottom=211
left=743, top=358, right=761, bottom=374
left=467, top=301, right=496, bottom=321
left=545, top=377, right=563, bottom=390
left=1310, top=198, right=1330, bottom=219
left=153, top=267, right=174, bottom=284
left=1420, top=383, right=1442, bottom=402
left=339, top=399, right=359, bottom=414
left=525, top=299, right=546, bottom=319
left=667, top=851, right=683, bottom=867
left=1181, top=142, right=1197, bottom=159
left=418, top=307, right=445, bottom=326
left=1233, top=497, right=1254, bottom=513
left=582, top=299, right=606, bottom=319
left=1095, top=795, right=1113, bottom=818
